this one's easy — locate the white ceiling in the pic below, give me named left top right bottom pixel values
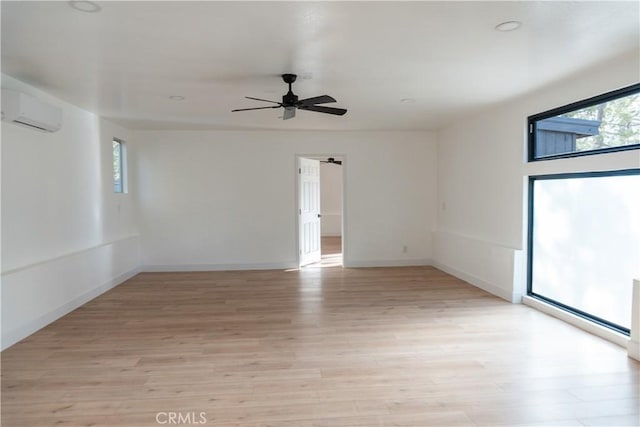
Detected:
left=2, top=1, right=638, bottom=131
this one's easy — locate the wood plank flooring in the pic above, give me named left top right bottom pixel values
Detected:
left=321, top=236, right=342, bottom=256
left=2, top=266, right=638, bottom=426
left=305, top=236, right=342, bottom=268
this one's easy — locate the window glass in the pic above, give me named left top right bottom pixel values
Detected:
left=113, top=139, right=124, bottom=193
left=530, top=85, right=640, bottom=160
left=529, top=171, right=640, bottom=332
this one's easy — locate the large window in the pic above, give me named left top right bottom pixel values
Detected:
left=527, top=84, right=640, bottom=334
left=528, top=170, right=640, bottom=333
left=113, top=138, right=126, bottom=193
left=529, top=83, right=640, bottom=161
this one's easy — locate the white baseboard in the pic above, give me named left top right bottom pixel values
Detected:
left=2, top=266, right=140, bottom=351
left=344, top=258, right=431, bottom=268
left=145, top=259, right=431, bottom=271
left=432, top=230, right=524, bottom=304
left=522, top=295, right=629, bottom=349
left=142, top=262, right=297, bottom=272
left=432, top=261, right=521, bottom=303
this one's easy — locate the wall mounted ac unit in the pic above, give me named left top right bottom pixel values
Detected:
left=1, top=89, right=62, bottom=133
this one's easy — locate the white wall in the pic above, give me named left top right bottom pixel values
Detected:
left=133, top=131, right=437, bottom=270
left=320, top=161, right=342, bottom=236
left=1, top=75, right=141, bottom=350
left=435, top=52, right=640, bottom=302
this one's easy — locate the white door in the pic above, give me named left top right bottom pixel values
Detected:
left=298, top=157, right=322, bottom=266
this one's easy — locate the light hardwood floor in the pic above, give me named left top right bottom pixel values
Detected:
left=321, top=236, right=342, bottom=256
left=2, top=266, right=638, bottom=426
left=304, top=236, right=342, bottom=268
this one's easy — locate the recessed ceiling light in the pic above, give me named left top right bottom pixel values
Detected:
left=68, top=1, right=101, bottom=13
left=495, top=21, right=522, bottom=32
left=400, top=98, right=416, bottom=104
left=169, top=95, right=185, bottom=101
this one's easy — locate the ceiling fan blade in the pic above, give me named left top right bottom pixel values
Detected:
left=232, top=106, right=281, bottom=112
left=298, top=105, right=347, bottom=116
left=245, top=96, right=281, bottom=105
left=283, top=107, right=296, bottom=120
left=298, top=95, right=336, bottom=106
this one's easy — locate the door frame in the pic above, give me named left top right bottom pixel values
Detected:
left=295, top=153, right=347, bottom=267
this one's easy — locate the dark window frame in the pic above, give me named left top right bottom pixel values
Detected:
left=528, top=83, right=640, bottom=162
left=527, top=168, right=640, bottom=335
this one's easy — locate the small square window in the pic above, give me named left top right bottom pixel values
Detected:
left=113, top=138, right=126, bottom=193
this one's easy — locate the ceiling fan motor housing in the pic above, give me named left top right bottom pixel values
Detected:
left=282, top=92, right=298, bottom=106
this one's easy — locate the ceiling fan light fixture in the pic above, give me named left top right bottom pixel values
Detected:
left=495, top=21, right=522, bottom=32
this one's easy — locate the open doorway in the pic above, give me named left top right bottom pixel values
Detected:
left=297, top=155, right=344, bottom=268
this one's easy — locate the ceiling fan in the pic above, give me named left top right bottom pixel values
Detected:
left=320, top=157, right=342, bottom=165
left=232, top=74, right=347, bottom=120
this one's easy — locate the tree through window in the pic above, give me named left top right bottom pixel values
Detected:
left=529, top=84, right=640, bottom=160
